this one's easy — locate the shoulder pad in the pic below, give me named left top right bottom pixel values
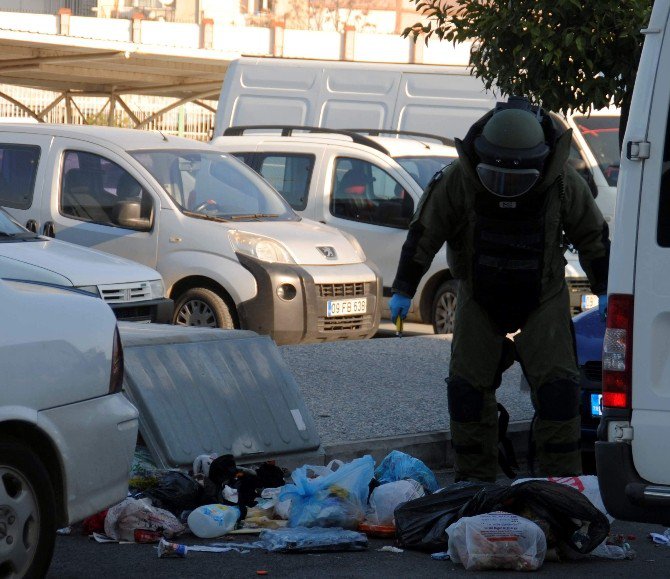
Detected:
left=427, top=166, right=449, bottom=190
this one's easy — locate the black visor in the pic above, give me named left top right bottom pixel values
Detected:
left=476, top=163, right=541, bottom=198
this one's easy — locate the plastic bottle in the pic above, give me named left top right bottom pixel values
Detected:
left=187, top=504, right=241, bottom=538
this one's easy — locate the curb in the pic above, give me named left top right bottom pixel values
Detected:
left=322, top=420, right=532, bottom=469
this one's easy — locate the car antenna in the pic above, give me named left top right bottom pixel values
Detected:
left=157, top=128, right=169, bottom=142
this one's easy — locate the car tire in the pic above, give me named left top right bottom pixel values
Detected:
left=173, top=287, right=235, bottom=329
left=0, top=440, right=56, bottom=579
left=432, top=280, right=459, bottom=334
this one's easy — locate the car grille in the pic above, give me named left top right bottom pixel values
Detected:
left=583, top=361, right=603, bottom=383
left=318, top=282, right=368, bottom=298
left=110, top=305, right=153, bottom=322
left=99, top=282, right=151, bottom=304
left=317, top=314, right=375, bottom=333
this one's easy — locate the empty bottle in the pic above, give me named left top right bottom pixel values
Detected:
left=187, top=504, right=241, bottom=538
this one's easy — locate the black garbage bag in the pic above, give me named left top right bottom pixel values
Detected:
left=144, top=471, right=202, bottom=515
left=458, top=480, right=610, bottom=554
left=394, top=481, right=493, bottom=552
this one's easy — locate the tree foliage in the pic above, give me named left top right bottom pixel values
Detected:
left=402, top=0, right=652, bottom=115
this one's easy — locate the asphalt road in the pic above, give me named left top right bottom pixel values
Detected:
left=47, top=323, right=670, bottom=578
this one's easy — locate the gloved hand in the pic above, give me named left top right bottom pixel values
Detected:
left=598, top=294, right=608, bottom=321
left=389, top=293, right=411, bottom=323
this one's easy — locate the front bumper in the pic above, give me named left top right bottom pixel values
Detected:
left=109, top=297, right=173, bottom=323
left=236, top=254, right=381, bottom=345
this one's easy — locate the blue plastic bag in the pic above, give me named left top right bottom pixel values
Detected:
left=374, top=450, right=439, bottom=493
left=279, top=455, right=375, bottom=529
left=260, top=526, right=368, bottom=552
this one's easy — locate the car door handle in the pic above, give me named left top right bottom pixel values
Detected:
left=25, top=219, right=39, bottom=233
left=42, top=221, right=55, bottom=238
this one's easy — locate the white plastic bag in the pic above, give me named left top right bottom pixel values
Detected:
left=447, top=512, right=547, bottom=571
left=512, top=475, right=612, bottom=522
left=104, top=498, right=185, bottom=542
left=368, top=479, right=425, bottom=526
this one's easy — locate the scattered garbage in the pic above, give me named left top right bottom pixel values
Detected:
left=134, top=529, right=164, bottom=543
left=260, top=527, right=368, bottom=553
left=157, top=538, right=188, bottom=558
left=650, top=529, right=670, bottom=545
left=144, top=470, right=203, bottom=516
left=447, top=512, right=547, bottom=571
left=358, top=522, right=396, bottom=538
left=430, top=551, right=450, bottom=561
left=394, top=481, right=493, bottom=552
left=279, top=455, right=375, bottom=529
left=82, top=510, right=109, bottom=535
left=377, top=545, right=404, bottom=553
left=374, top=450, right=439, bottom=494
left=104, top=497, right=185, bottom=542
left=188, top=504, right=242, bottom=538
left=458, top=480, right=610, bottom=555
left=56, top=527, right=72, bottom=535
left=367, top=479, right=424, bottom=526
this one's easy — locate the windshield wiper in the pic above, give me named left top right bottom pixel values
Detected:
left=0, top=231, right=16, bottom=237
left=182, top=210, right=229, bottom=223
left=228, top=213, right=280, bottom=220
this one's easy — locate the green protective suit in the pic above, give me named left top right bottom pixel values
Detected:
left=392, top=115, right=610, bottom=482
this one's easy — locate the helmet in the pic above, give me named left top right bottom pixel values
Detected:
left=474, top=108, right=550, bottom=198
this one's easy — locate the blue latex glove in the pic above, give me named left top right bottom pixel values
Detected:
left=598, top=294, right=608, bottom=321
left=389, top=293, right=411, bottom=322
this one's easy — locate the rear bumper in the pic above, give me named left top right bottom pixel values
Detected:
left=109, top=297, right=173, bottom=323
left=596, top=440, right=670, bottom=525
left=236, top=254, right=381, bottom=345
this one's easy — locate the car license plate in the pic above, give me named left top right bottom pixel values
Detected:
left=326, top=298, right=367, bottom=317
left=591, top=393, right=603, bottom=417
left=581, top=294, right=599, bottom=311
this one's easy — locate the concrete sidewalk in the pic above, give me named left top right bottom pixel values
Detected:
left=278, top=326, right=534, bottom=469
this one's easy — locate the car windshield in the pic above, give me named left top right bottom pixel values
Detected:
left=573, top=115, right=620, bottom=187
left=129, top=149, right=298, bottom=221
left=0, top=208, right=38, bottom=240
left=394, top=155, right=457, bottom=190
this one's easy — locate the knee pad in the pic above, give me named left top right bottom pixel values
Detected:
left=536, top=378, right=580, bottom=421
left=447, top=376, right=484, bottom=422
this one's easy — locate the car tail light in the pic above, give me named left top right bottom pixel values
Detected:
left=109, top=325, right=124, bottom=394
left=602, top=294, right=634, bottom=409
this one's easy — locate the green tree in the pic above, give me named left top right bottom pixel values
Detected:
left=403, top=0, right=651, bottom=123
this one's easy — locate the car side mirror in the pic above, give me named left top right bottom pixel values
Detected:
left=114, top=200, right=151, bottom=232
left=568, top=158, right=598, bottom=199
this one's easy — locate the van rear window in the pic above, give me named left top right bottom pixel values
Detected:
left=0, top=144, right=40, bottom=210
left=657, top=109, right=670, bottom=247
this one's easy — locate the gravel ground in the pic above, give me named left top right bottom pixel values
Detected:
left=279, top=334, right=534, bottom=446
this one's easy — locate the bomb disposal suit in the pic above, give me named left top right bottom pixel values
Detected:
left=391, top=104, right=610, bottom=481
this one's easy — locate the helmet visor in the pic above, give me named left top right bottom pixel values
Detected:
left=476, top=163, right=541, bottom=198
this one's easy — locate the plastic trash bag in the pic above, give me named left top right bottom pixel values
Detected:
left=104, top=497, right=185, bottom=542
left=279, top=455, right=374, bottom=529
left=260, top=526, right=368, bottom=552
left=513, top=476, right=612, bottom=522
left=144, top=471, right=202, bottom=515
left=374, top=451, right=439, bottom=493
left=459, top=480, right=610, bottom=554
left=447, top=512, right=547, bottom=571
left=367, top=479, right=425, bottom=526
left=394, top=481, right=493, bottom=552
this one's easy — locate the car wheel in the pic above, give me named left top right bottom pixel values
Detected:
left=432, top=280, right=459, bottom=334
left=173, top=287, right=235, bottom=329
left=0, top=441, right=56, bottom=579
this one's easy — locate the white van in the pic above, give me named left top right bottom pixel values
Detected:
left=595, top=1, right=670, bottom=524
left=0, top=124, right=381, bottom=345
left=0, top=278, right=138, bottom=576
left=0, top=206, right=172, bottom=322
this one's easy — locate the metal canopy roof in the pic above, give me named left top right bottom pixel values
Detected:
left=0, top=29, right=238, bottom=126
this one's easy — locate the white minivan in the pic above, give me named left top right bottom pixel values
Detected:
left=0, top=278, right=138, bottom=577
left=0, top=124, right=381, bottom=345
left=595, top=0, right=670, bottom=525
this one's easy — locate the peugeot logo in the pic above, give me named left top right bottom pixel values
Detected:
left=317, top=246, right=337, bottom=259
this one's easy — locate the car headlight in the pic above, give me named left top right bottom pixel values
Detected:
left=338, top=230, right=366, bottom=261
left=228, top=230, right=296, bottom=264
left=149, top=279, right=165, bottom=299
left=76, top=285, right=100, bottom=297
